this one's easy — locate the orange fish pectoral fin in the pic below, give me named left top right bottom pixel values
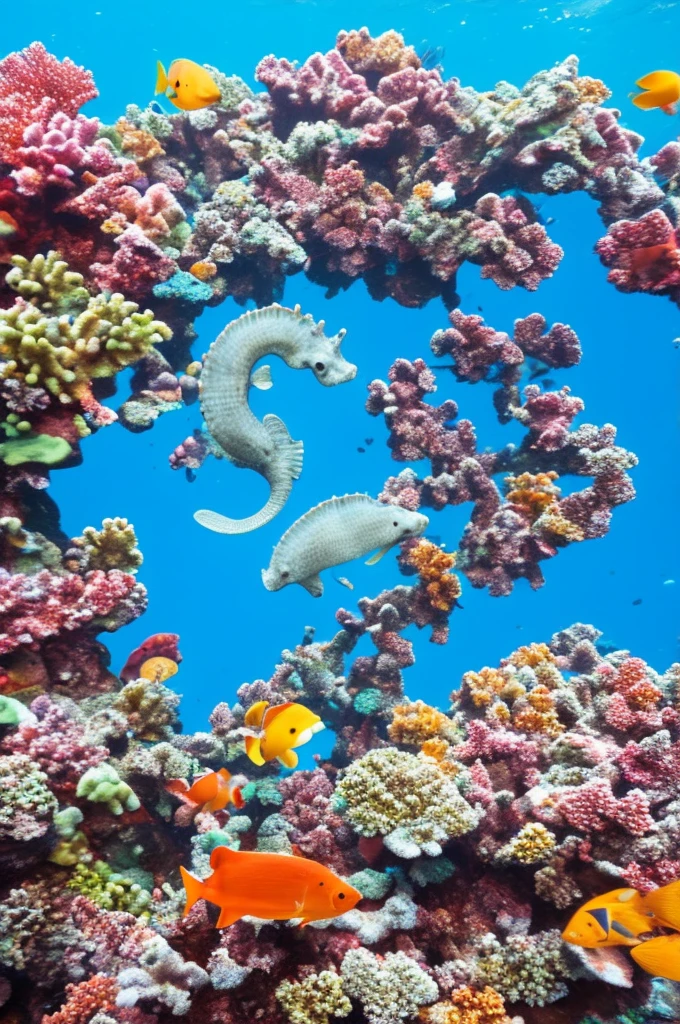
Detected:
left=165, top=778, right=190, bottom=798
left=216, top=905, right=241, bottom=929
left=155, top=61, right=168, bottom=95
left=245, top=735, right=266, bottom=766
left=244, top=700, right=269, bottom=729
left=209, top=844, right=239, bottom=871
left=278, top=748, right=298, bottom=769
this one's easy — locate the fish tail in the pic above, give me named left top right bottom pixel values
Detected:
left=179, top=865, right=205, bottom=917
left=631, top=935, right=680, bottom=981
left=640, top=879, right=680, bottom=929
left=155, top=61, right=168, bottom=96
left=631, top=91, right=662, bottom=110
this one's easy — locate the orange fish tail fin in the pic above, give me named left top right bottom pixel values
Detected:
left=155, top=61, right=168, bottom=95
left=179, top=865, right=205, bottom=917
left=245, top=735, right=265, bottom=766
left=640, top=879, right=680, bottom=929
left=631, top=935, right=680, bottom=981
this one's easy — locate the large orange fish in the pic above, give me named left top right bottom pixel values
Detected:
left=155, top=59, right=221, bottom=112
left=180, top=846, right=361, bottom=928
left=631, top=934, right=680, bottom=981
left=562, top=880, right=680, bottom=948
left=632, top=70, right=680, bottom=114
left=243, top=700, right=325, bottom=768
left=166, top=768, right=245, bottom=812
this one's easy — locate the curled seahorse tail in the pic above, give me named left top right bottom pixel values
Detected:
left=194, top=474, right=295, bottom=535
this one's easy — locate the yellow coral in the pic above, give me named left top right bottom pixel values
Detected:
left=389, top=699, right=456, bottom=746
left=115, top=117, right=165, bottom=163
left=506, top=642, right=555, bottom=669
left=513, top=685, right=564, bottom=736
left=75, top=517, right=142, bottom=574
left=404, top=539, right=462, bottom=613
left=575, top=76, right=612, bottom=105
left=413, top=181, right=435, bottom=202
left=534, top=505, right=585, bottom=542
left=5, top=252, right=89, bottom=313
left=460, top=667, right=509, bottom=708
left=497, top=823, right=557, bottom=865
left=276, top=970, right=351, bottom=1024
left=336, top=27, right=420, bottom=75
left=420, top=985, right=512, bottom=1024
left=189, top=260, right=218, bottom=281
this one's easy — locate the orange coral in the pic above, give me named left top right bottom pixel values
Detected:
left=504, top=471, right=560, bottom=522
left=420, top=737, right=460, bottom=777
left=116, top=117, right=165, bottom=164
left=413, top=181, right=435, bottom=202
left=404, top=539, right=462, bottom=613
left=575, top=75, right=611, bottom=105
left=42, top=976, right=118, bottom=1024
left=189, top=260, right=218, bottom=281
left=505, top=642, right=555, bottom=669
left=389, top=699, right=455, bottom=745
left=459, top=666, right=509, bottom=708
left=420, top=985, right=512, bottom=1024
left=336, top=27, right=420, bottom=75
left=513, top=685, right=564, bottom=736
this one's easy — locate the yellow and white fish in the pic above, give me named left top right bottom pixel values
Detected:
left=242, top=700, right=325, bottom=768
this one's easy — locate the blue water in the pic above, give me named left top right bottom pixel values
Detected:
left=6, top=0, right=680, bottom=734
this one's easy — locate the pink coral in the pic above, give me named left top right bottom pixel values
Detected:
left=595, top=208, right=680, bottom=299
left=11, top=112, right=116, bottom=197
left=555, top=778, right=656, bottom=837
left=467, top=194, right=564, bottom=291
left=91, top=226, right=176, bottom=300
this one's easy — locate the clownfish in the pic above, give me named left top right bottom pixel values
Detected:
left=179, top=845, right=361, bottom=928
left=155, top=59, right=221, bottom=112
left=562, top=880, right=680, bottom=949
left=631, top=933, right=680, bottom=981
left=166, top=768, right=245, bottom=812
left=139, top=655, right=178, bottom=683
left=242, top=700, right=325, bottom=768
left=631, top=71, right=680, bottom=114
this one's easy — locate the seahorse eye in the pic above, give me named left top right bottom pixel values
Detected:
left=281, top=571, right=290, bottom=579
left=315, top=362, right=325, bottom=371
left=393, top=521, right=398, bottom=527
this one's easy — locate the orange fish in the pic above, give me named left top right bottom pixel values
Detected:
left=139, top=656, right=178, bottom=683
left=0, top=211, right=19, bottom=237
left=630, top=934, right=680, bottom=980
left=180, top=846, right=362, bottom=928
left=120, top=633, right=181, bottom=682
left=629, top=236, right=678, bottom=274
left=243, top=700, right=325, bottom=768
left=155, top=59, right=221, bottom=112
left=632, top=70, right=680, bottom=114
left=562, top=879, right=680, bottom=949
left=166, top=767, right=245, bottom=812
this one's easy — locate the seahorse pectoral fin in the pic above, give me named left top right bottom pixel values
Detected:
left=300, top=574, right=323, bottom=597
left=263, top=414, right=304, bottom=482
left=365, top=543, right=394, bottom=566
left=251, top=365, right=273, bottom=390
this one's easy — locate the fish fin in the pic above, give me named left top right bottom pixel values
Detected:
left=630, top=936, right=680, bottom=981
left=217, top=768, right=232, bottom=782
left=179, top=865, right=205, bottom=916
left=297, top=919, right=310, bottom=929
left=262, top=702, right=295, bottom=727
left=251, top=365, right=273, bottom=390
left=244, top=735, right=266, bottom=766
left=165, top=778, right=190, bottom=798
left=244, top=700, right=269, bottom=729
left=365, top=543, right=394, bottom=566
left=210, top=845, right=240, bottom=871
left=635, top=71, right=677, bottom=89
left=263, top=414, right=304, bottom=481
left=216, top=906, right=241, bottom=929
left=155, top=61, right=168, bottom=95
left=631, top=91, right=666, bottom=110
left=278, top=749, right=299, bottom=769
left=231, top=786, right=245, bottom=809
left=291, top=843, right=306, bottom=857
left=300, top=574, right=323, bottom=598
left=610, top=921, right=637, bottom=940
left=641, top=879, right=680, bottom=929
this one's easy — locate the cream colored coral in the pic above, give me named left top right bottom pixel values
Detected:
left=77, top=518, right=142, bottom=574
left=276, top=970, right=351, bottom=1024
left=341, top=948, right=438, bottom=1024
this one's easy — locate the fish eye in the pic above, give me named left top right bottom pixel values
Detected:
left=338, top=892, right=345, bottom=900
left=175, top=80, right=180, bottom=87
left=315, top=362, right=325, bottom=371
left=289, top=727, right=296, bottom=734
left=319, top=882, right=324, bottom=886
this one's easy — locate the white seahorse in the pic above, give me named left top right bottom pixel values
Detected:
left=262, top=494, right=429, bottom=596
left=194, top=304, right=356, bottom=534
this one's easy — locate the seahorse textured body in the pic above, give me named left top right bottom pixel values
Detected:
left=195, top=304, right=356, bottom=534
left=262, top=494, right=429, bottom=596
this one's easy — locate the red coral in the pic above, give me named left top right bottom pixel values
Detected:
left=42, top=975, right=118, bottom=1024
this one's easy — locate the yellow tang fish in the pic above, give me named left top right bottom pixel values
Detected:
left=631, top=70, right=680, bottom=114
left=155, top=59, right=221, bottom=112
left=243, top=700, right=325, bottom=768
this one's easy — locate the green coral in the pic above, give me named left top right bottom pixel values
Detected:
left=347, top=868, right=393, bottom=900
left=340, top=948, right=438, bottom=1024
left=240, top=776, right=283, bottom=807
left=276, top=969, right=351, bottom=1024
left=335, top=747, right=478, bottom=858
left=0, top=434, right=71, bottom=466
left=0, top=695, right=34, bottom=726
left=0, top=754, right=57, bottom=841
left=76, top=763, right=140, bottom=815
left=0, top=253, right=172, bottom=403
left=204, top=67, right=254, bottom=114
left=75, top=517, right=143, bottom=573
left=67, top=860, right=151, bottom=918
left=353, top=688, right=384, bottom=715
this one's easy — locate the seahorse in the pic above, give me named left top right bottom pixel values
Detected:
left=194, top=304, right=356, bottom=534
left=262, top=493, right=429, bottom=596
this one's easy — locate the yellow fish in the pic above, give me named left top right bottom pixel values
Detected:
left=562, top=879, right=680, bottom=949
left=243, top=700, right=325, bottom=768
left=155, top=59, right=221, bottom=112
left=631, top=70, right=680, bottom=114
left=139, top=656, right=178, bottom=683
left=631, top=934, right=680, bottom=981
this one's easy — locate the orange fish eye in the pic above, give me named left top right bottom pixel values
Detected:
left=338, top=892, right=346, bottom=900
left=319, top=882, right=324, bottom=886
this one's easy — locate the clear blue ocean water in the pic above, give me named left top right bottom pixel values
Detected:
left=4, top=0, right=679, bottom=744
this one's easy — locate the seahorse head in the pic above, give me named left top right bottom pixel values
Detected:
left=289, top=316, right=356, bottom=386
